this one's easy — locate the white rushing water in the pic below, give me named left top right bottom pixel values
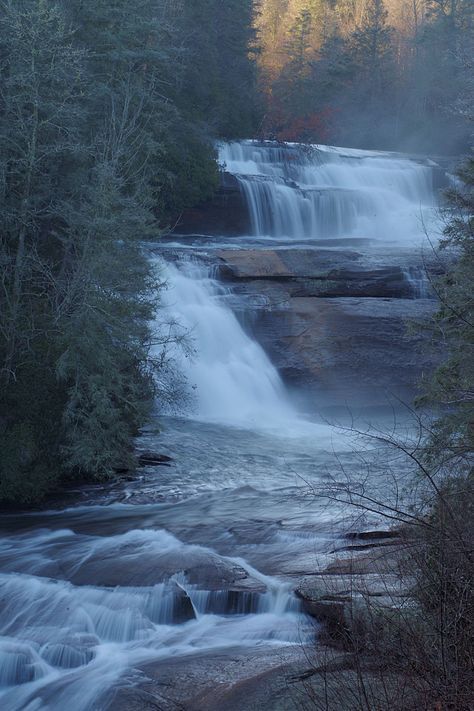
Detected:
left=0, top=140, right=440, bottom=709
left=219, top=140, right=438, bottom=244
left=157, top=260, right=297, bottom=428
left=0, top=523, right=312, bottom=711
left=402, top=266, right=432, bottom=298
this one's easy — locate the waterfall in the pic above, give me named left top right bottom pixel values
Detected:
left=0, top=141, right=442, bottom=709
left=403, top=266, right=432, bottom=298
left=219, top=141, right=438, bottom=244
left=158, top=260, right=295, bottom=427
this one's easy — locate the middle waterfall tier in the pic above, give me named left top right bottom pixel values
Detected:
left=156, top=260, right=295, bottom=427
left=219, top=141, right=438, bottom=244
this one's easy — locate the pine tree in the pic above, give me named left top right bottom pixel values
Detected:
left=421, top=158, right=474, bottom=460
left=350, top=0, right=394, bottom=95
left=0, top=0, right=89, bottom=499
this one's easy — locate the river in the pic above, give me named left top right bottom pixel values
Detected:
left=0, top=141, right=442, bottom=710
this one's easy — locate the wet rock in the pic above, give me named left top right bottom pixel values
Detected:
left=109, top=644, right=417, bottom=711
left=113, top=465, right=132, bottom=474
left=146, top=583, right=195, bottom=625
left=322, top=553, right=402, bottom=576
left=167, top=247, right=440, bottom=404
left=175, top=173, right=250, bottom=236
left=107, top=645, right=327, bottom=711
left=151, top=244, right=440, bottom=405
left=345, top=529, right=401, bottom=541
left=67, top=544, right=265, bottom=593
left=216, top=248, right=361, bottom=281
left=253, top=296, right=438, bottom=405
left=195, top=589, right=264, bottom=615
left=216, top=249, right=432, bottom=299
left=137, top=451, right=173, bottom=467
left=295, top=582, right=349, bottom=641
left=296, top=538, right=409, bottom=647
left=174, top=555, right=262, bottom=591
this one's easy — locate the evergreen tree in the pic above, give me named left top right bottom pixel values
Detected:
left=286, top=7, right=313, bottom=71
left=421, top=157, right=474, bottom=460
left=255, top=0, right=472, bottom=150
left=0, top=0, right=172, bottom=501
left=0, top=0, right=261, bottom=503
left=350, top=0, right=394, bottom=96
left=180, top=0, right=260, bottom=138
left=0, top=0, right=89, bottom=499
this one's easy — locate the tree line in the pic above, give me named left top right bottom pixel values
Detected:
left=255, top=0, right=473, bottom=152
left=0, top=0, right=259, bottom=503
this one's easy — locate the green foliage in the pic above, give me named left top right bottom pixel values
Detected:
left=0, top=0, right=259, bottom=503
left=179, top=0, right=261, bottom=138
left=153, top=126, right=219, bottom=221
left=422, top=157, right=474, bottom=460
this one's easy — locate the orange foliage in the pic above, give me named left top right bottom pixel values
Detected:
left=262, top=105, right=336, bottom=143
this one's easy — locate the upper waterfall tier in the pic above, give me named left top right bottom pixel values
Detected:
left=218, top=141, right=439, bottom=244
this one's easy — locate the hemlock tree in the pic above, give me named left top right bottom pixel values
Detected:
left=0, top=0, right=90, bottom=499
left=422, top=157, right=474, bottom=461
left=0, top=0, right=176, bottom=502
left=0, top=0, right=261, bottom=503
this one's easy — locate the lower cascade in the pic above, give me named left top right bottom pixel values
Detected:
left=0, top=526, right=311, bottom=710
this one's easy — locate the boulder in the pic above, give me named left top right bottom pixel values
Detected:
left=296, top=538, right=409, bottom=647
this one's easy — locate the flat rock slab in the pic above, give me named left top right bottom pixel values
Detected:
left=107, top=645, right=349, bottom=711
left=217, top=248, right=361, bottom=279
left=107, top=643, right=416, bottom=711
left=295, top=535, right=413, bottom=646
left=68, top=549, right=266, bottom=591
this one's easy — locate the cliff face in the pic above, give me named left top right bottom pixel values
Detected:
left=176, top=173, right=250, bottom=236
left=158, top=243, right=439, bottom=410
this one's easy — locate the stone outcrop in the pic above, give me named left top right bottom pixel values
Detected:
left=137, top=451, right=173, bottom=467
left=176, top=172, right=250, bottom=236
left=253, top=295, right=437, bottom=404
left=295, top=531, right=410, bottom=647
left=209, top=247, right=438, bottom=405
left=158, top=244, right=439, bottom=407
left=216, top=248, right=425, bottom=298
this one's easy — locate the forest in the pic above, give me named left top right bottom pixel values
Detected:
left=256, top=0, right=472, bottom=151
left=0, top=1, right=472, bottom=709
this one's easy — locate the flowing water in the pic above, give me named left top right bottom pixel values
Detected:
left=219, top=141, right=438, bottom=244
left=0, top=141, right=442, bottom=710
left=158, top=261, right=295, bottom=427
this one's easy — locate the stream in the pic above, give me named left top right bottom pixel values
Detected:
left=0, top=142, right=442, bottom=710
